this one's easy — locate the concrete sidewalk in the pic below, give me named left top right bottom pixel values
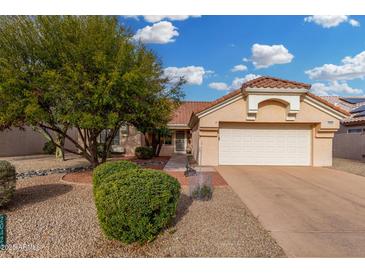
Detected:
left=217, top=165, right=365, bottom=257
left=163, top=154, right=188, bottom=171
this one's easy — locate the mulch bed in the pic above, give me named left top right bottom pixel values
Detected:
left=165, top=171, right=228, bottom=187
left=62, top=156, right=228, bottom=187
left=62, top=156, right=171, bottom=184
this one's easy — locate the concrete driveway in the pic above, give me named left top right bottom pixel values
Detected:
left=216, top=165, right=365, bottom=257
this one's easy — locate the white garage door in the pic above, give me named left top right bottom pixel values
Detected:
left=219, top=124, right=311, bottom=166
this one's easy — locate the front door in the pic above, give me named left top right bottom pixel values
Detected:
left=175, top=131, right=185, bottom=152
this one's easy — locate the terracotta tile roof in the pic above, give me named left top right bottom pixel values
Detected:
left=320, top=96, right=365, bottom=125
left=192, top=89, right=242, bottom=116
left=169, top=101, right=211, bottom=125
left=242, top=76, right=311, bottom=89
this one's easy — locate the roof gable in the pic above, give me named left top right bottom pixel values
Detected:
left=191, top=76, right=349, bottom=122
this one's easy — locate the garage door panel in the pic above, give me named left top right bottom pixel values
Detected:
left=219, top=125, right=311, bottom=166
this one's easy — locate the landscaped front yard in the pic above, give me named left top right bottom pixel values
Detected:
left=0, top=172, right=284, bottom=257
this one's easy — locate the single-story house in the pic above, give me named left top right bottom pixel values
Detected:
left=120, top=76, right=348, bottom=166
left=0, top=76, right=349, bottom=166
left=321, top=96, right=365, bottom=161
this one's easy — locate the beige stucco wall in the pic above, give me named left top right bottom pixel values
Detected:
left=0, top=126, right=78, bottom=157
left=191, top=123, right=200, bottom=161
left=160, top=144, right=174, bottom=156
left=195, top=94, right=342, bottom=166
left=0, top=127, right=46, bottom=156
left=120, top=126, right=144, bottom=155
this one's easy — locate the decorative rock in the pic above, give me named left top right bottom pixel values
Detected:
left=16, top=166, right=91, bottom=180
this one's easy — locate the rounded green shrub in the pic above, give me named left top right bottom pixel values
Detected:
left=135, top=146, right=154, bottom=159
left=43, top=140, right=56, bottom=155
left=93, top=160, right=139, bottom=189
left=0, top=160, right=16, bottom=207
left=94, top=168, right=181, bottom=244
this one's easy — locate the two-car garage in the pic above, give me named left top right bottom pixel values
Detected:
left=219, top=124, right=312, bottom=166
left=190, top=76, right=348, bottom=167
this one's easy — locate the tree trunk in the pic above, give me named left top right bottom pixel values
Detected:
left=89, top=135, right=100, bottom=168
left=155, top=131, right=163, bottom=157
left=55, top=133, right=65, bottom=161
left=144, top=132, right=150, bottom=146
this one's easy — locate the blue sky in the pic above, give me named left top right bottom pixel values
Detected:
left=121, top=15, right=365, bottom=101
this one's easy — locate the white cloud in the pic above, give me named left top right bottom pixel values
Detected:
left=164, top=66, right=207, bottom=85
left=209, top=82, right=229, bottom=91
left=208, top=74, right=261, bottom=92
left=123, top=16, right=140, bottom=20
left=231, top=64, right=248, bottom=72
left=311, top=81, right=363, bottom=96
left=305, top=51, right=365, bottom=81
left=143, top=15, right=200, bottom=23
left=250, top=44, right=294, bottom=69
left=230, top=74, right=261, bottom=89
left=349, top=19, right=361, bottom=27
left=304, top=15, right=360, bottom=28
left=133, top=21, right=178, bottom=44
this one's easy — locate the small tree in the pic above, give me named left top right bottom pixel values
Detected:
left=133, top=87, right=184, bottom=157
left=0, top=16, right=184, bottom=167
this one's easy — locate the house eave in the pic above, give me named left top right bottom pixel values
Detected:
left=167, top=124, right=190, bottom=130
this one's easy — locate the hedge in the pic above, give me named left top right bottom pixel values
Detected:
left=135, top=146, right=154, bottom=159
left=92, top=160, right=139, bottom=189
left=94, top=168, right=180, bottom=244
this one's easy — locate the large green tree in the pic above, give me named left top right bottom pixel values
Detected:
left=0, top=16, right=184, bottom=167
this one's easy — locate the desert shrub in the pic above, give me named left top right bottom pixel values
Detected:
left=42, top=140, right=56, bottom=155
left=92, top=160, right=139, bottom=189
left=97, top=143, right=114, bottom=159
left=191, top=185, right=212, bottom=200
left=189, top=173, right=213, bottom=201
left=0, top=161, right=16, bottom=207
left=135, top=146, right=154, bottom=159
left=94, top=168, right=180, bottom=244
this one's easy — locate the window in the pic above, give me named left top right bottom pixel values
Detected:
left=347, top=128, right=363, bottom=134
left=98, top=129, right=120, bottom=145
left=163, top=132, right=172, bottom=145
left=112, top=130, right=120, bottom=145
left=120, top=124, right=129, bottom=136
left=98, top=130, right=108, bottom=143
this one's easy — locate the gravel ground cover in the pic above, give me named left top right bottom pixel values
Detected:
left=1, top=154, right=90, bottom=173
left=0, top=174, right=284, bottom=257
left=330, top=157, right=365, bottom=177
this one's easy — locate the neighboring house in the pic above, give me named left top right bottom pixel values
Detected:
left=321, top=96, right=365, bottom=161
